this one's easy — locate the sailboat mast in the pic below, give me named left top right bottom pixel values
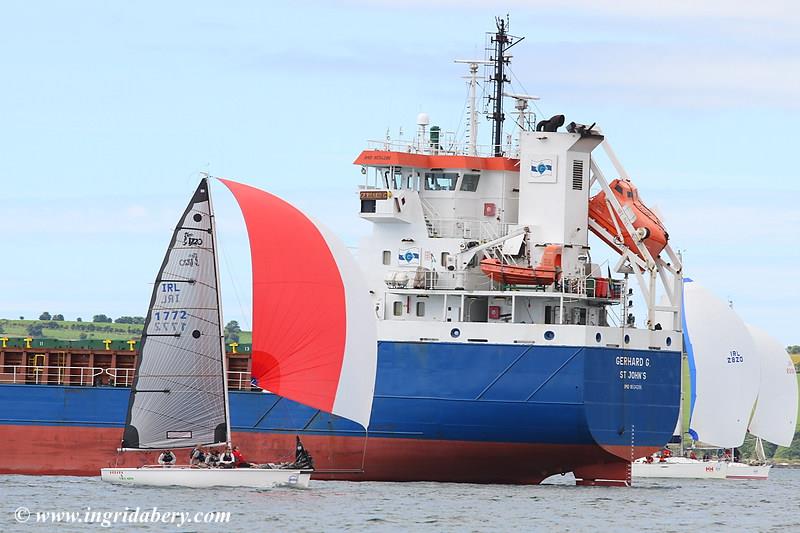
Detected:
left=206, top=175, right=233, bottom=445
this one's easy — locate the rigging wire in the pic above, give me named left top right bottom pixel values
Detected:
left=217, top=230, right=252, bottom=334
left=449, top=83, right=471, bottom=150
left=507, top=64, right=547, bottom=123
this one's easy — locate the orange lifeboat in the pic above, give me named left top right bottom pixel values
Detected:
left=480, top=245, right=562, bottom=285
left=588, top=178, right=668, bottom=259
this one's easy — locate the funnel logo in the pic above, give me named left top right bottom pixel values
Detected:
left=531, top=159, right=553, bottom=177
left=398, top=247, right=420, bottom=265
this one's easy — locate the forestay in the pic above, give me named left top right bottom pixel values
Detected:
left=220, top=178, right=377, bottom=429
left=747, top=324, right=798, bottom=447
left=683, top=280, right=759, bottom=448
left=121, top=179, right=229, bottom=449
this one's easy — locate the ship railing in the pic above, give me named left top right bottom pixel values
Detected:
left=363, top=138, right=522, bottom=159
left=105, top=367, right=135, bottom=387
left=0, top=365, right=104, bottom=386
left=423, top=270, right=493, bottom=290
left=384, top=269, right=490, bottom=291
left=0, top=365, right=259, bottom=391
left=425, top=218, right=509, bottom=241
left=364, top=138, right=494, bottom=157
left=560, top=275, right=623, bottom=301
left=227, top=370, right=258, bottom=391
left=561, top=275, right=588, bottom=297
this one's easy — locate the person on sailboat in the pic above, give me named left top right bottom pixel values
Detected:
left=232, top=446, right=251, bottom=468
left=190, top=446, right=206, bottom=467
left=205, top=449, right=220, bottom=468
left=157, top=450, right=176, bottom=467
left=219, top=447, right=236, bottom=468
left=292, top=437, right=314, bottom=470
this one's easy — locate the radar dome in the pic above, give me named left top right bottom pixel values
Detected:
left=416, top=113, right=430, bottom=126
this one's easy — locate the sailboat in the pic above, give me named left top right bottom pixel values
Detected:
left=100, top=177, right=377, bottom=488
left=727, top=323, right=800, bottom=479
left=633, top=280, right=798, bottom=480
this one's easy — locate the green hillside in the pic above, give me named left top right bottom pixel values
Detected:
left=0, top=318, right=251, bottom=344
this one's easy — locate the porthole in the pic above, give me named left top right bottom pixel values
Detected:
left=595, top=332, right=602, bottom=343
left=450, top=328, right=461, bottom=338
left=666, top=336, right=672, bottom=347
left=624, top=334, right=630, bottom=344
left=544, top=330, right=555, bottom=341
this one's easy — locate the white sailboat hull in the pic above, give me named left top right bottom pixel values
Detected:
left=725, top=462, right=771, bottom=480
left=100, top=467, right=312, bottom=489
left=633, top=458, right=727, bottom=479
left=632, top=458, right=771, bottom=480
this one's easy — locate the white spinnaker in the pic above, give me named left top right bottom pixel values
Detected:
left=684, top=281, right=759, bottom=448
left=314, top=222, right=378, bottom=429
left=747, top=324, right=798, bottom=447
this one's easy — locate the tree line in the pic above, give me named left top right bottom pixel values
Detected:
left=35, top=312, right=145, bottom=324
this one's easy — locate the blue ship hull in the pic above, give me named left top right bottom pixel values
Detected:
left=0, top=341, right=680, bottom=484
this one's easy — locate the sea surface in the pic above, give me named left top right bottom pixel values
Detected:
left=4, top=469, right=799, bottom=532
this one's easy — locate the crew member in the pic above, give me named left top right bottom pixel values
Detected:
left=232, top=446, right=251, bottom=468
left=205, top=449, right=220, bottom=468
left=219, top=447, right=236, bottom=468
left=158, top=450, right=176, bottom=467
left=190, top=446, right=206, bottom=466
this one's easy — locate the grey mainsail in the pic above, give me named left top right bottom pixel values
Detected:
left=121, top=178, right=230, bottom=449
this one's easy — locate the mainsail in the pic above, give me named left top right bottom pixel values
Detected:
left=747, top=324, right=798, bottom=447
left=121, top=178, right=229, bottom=449
left=220, top=178, right=377, bottom=429
left=683, top=280, right=759, bottom=448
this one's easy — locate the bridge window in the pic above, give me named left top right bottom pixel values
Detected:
left=361, top=199, right=376, bottom=213
left=382, top=250, right=391, bottom=265
left=393, top=301, right=403, bottom=316
left=392, top=169, right=403, bottom=189
left=460, top=173, right=480, bottom=192
left=416, top=302, right=425, bottom=317
left=424, top=172, right=458, bottom=191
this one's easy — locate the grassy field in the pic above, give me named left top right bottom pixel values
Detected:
left=0, top=318, right=252, bottom=344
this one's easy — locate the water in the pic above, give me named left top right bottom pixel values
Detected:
left=4, top=469, right=799, bottom=532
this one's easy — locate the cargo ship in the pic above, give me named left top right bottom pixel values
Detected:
left=0, top=19, right=683, bottom=486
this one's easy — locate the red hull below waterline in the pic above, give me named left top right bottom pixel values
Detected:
left=0, top=425, right=657, bottom=486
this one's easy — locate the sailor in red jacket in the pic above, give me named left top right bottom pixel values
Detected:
left=232, top=446, right=251, bottom=468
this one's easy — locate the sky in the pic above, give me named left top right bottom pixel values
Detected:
left=1, top=1, right=798, bottom=344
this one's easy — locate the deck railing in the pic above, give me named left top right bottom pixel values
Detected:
left=0, top=365, right=104, bottom=386
left=0, top=366, right=258, bottom=391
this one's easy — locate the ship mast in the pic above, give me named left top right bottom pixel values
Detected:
left=488, top=16, right=523, bottom=157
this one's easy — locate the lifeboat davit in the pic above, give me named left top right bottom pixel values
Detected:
left=480, top=244, right=562, bottom=285
left=588, top=179, right=668, bottom=259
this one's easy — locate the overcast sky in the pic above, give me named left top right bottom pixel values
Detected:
left=1, top=1, right=797, bottom=344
